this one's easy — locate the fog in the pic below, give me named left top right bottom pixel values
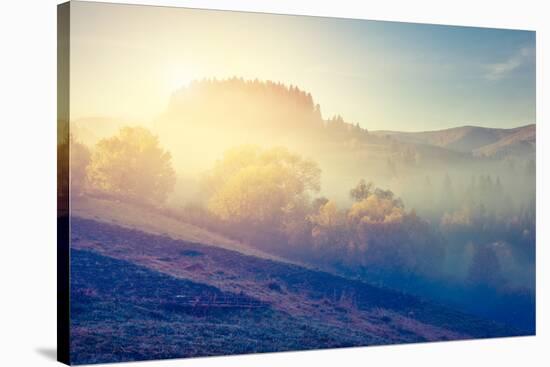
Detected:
left=70, top=78, right=535, bottom=332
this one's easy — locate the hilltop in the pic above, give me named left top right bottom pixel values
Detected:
left=70, top=78, right=536, bottom=206
left=72, top=79, right=534, bottom=164
left=372, top=124, right=535, bottom=158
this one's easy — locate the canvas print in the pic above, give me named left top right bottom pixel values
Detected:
left=57, top=1, right=536, bottom=365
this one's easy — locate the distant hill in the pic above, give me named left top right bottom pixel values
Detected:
left=153, top=79, right=483, bottom=180
left=160, top=78, right=326, bottom=131
left=71, top=79, right=534, bottom=200
left=473, top=124, right=535, bottom=158
left=157, top=79, right=534, bottom=161
left=372, top=124, right=535, bottom=158
left=155, top=78, right=375, bottom=158
left=73, top=80, right=534, bottom=166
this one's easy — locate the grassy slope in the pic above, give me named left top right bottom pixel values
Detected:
left=71, top=249, right=380, bottom=364
left=72, top=196, right=288, bottom=263
left=70, top=217, right=519, bottom=364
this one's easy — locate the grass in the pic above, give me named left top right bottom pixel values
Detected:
left=72, top=195, right=287, bottom=262
left=69, top=217, right=522, bottom=364
left=70, top=249, right=382, bottom=364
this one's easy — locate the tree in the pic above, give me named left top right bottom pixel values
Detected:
left=70, top=135, right=91, bottom=194
left=87, top=127, right=176, bottom=204
left=441, top=173, right=455, bottom=210
left=309, top=200, right=347, bottom=250
left=349, top=179, right=374, bottom=202
left=311, top=200, right=344, bottom=228
left=311, top=196, right=329, bottom=213
left=468, top=243, right=502, bottom=286
left=348, top=194, right=405, bottom=224
left=311, top=182, right=444, bottom=274
left=205, top=146, right=321, bottom=231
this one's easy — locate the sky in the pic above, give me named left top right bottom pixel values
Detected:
left=70, top=1, right=536, bottom=131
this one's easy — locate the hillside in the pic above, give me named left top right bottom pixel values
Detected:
left=70, top=217, right=518, bottom=364
left=71, top=248, right=369, bottom=364
left=72, top=196, right=287, bottom=263
left=473, top=124, right=535, bottom=157
left=372, top=124, right=535, bottom=157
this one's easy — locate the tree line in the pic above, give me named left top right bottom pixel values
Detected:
left=69, top=125, right=534, bottom=291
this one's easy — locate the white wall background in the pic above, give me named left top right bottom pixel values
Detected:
left=0, top=0, right=547, bottom=365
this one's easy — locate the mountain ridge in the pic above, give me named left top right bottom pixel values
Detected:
left=371, top=124, right=535, bottom=157
left=371, top=123, right=534, bottom=135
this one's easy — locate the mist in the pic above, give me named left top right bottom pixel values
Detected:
left=70, top=78, right=535, bottom=332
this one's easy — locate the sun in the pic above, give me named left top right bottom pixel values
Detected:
left=169, top=73, right=194, bottom=92
left=164, top=66, right=201, bottom=93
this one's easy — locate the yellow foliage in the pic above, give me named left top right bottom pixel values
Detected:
left=87, top=127, right=176, bottom=203
left=441, top=206, right=473, bottom=228
left=348, top=195, right=405, bottom=224
left=205, top=145, right=321, bottom=227
left=309, top=201, right=344, bottom=228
